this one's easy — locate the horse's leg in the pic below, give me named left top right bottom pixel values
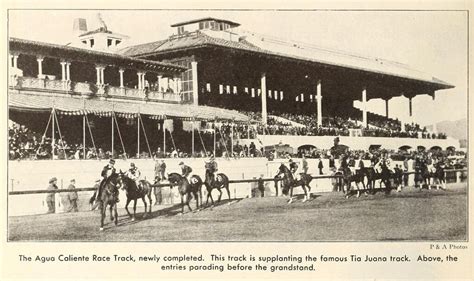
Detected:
left=132, top=199, right=137, bottom=221
left=186, top=193, right=193, bottom=212
left=114, top=203, right=118, bottom=226
left=217, top=188, right=223, bottom=203
left=109, top=205, right=113, bottom=221
left=302, top=183, right=308, bottom=202
left=125, top=198, right=132, bottom=218
left=225, top=183, right=231, bottom=203
left=147, top=189, right=153, bottom=213
left=199, top=187, right=203, bottom=209
left=180, top=194, right=184, bottom=215
left=100, top=202, right=105, bottom=231
left=288, top=185, right=294, bottom=204
left=193, top=191, right=199, bottom=210
left=142, top=197, right=148, bottom=218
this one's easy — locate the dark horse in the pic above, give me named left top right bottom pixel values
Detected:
left=117, top=172, right=153, bottom=220
left=421, top=162, right=446, bottom=190
left=336, top=167, right=367, bottom=198
left=204, top=170, right=230, bottom=206
left=364, top=164, right=392, bottom=194
left=276, top=163, right=313, bottom=204
left=97, top=173, right=120, bottom=231
left=168, top=172, right=203, bottom=214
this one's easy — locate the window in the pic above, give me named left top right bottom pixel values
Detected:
left=177, top=26, right=184, bottom=34
left=251, top=88, right=255, bottom=98
left=205, top=21, right=210, bottom=29
left=82, top=40, right=87, bottom=45
left=280, top=91, right=284, bottom=101
left=90, top=39, right=94, bottom=48
left=257, top=89, right=261, bottom=97
left=268, top=90, right=272, bottom=98
left=219, top=84, right=224, bottom=94
left=226, top=85, right=231, bottom=94
left=199, top=22, right=204, bottom=29
left=300, top=93, right=304, bottom=102
left=274, top=90, right=278, bottom=100
left=233, top=86, right=237, bottom=94
left=206, top=83, right=211, bottom=92
left=244, top=87, right=249, bottom=93
left=116, top=40, right=122, bottom=46
left=107, top=39, right=112, bottom=47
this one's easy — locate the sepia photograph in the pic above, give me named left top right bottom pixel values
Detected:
left=7, top=9, right=468, bottom=242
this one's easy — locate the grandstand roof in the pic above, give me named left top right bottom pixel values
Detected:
left=9, top=37, right=186, bottom=74
left=9, top=92, right=249, bottom=122
left=170, top=17, right=240, bottom=28
left=119, top=30, right=454, bottom=90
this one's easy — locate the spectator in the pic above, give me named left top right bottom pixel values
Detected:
left=67, top=179, right=78, bottom=212
left=46, top=177, right=58, bottom=214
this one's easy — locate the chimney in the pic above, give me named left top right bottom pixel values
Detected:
left=73, top=18, right=88, bottom=36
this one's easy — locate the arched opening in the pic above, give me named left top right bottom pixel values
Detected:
left=430, top=146, right=442, bottom=151
left=399, top=145, right=412, bottom=151
left=446, top=146, right=456, bottom=151
left=417, top=145, right=426, bottom=152
left=298, top=144, right=316, bottom=158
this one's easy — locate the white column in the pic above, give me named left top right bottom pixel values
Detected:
left=362, top=87, right=367, bottom=128
left=137, top=72, right=142, bottom=89
left=96, top=66, right=101, bottom=85
left=119, top=69, right=124, bottom=88
left=316, top=80, right=322, bottom=127
left=100, top=67, right=105, bottom=85
left=191, top=61, right=199, bottom=105
left=66, top=62, right=71, bottom=81
left=261, top=73, right=267, bottom=125
left=157, top=75, right=163, bottom=91
left=12, top=54, right=18, bottom=68
left=60, top=61, right=67, bottom=81
left=36, top=56, right=44, bottom=77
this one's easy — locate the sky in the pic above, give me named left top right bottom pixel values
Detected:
left=8, top=10, right=468, bottom=126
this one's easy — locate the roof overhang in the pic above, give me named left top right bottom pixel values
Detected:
left=9, top=37, right=187, bottom=74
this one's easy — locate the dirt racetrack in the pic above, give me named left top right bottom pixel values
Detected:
left=8, top=183, right=467, bottom=241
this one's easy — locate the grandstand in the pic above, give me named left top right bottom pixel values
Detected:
left=9, top=16, right=459, bottom=162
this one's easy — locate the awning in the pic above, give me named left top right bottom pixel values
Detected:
left=9, top=92, right=250, bottom=122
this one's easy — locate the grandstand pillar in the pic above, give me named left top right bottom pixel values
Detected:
left=384, top=98, right=389, bottom=118
left=408, top=97, right=413, bottom=124
left=191, top=61, right=199, bottom=105
left=191, top=121, right=195, bottom=156
left=10, top=53, right=18, bottom=68
left=83, top=115, right=86, bottom=159
left=362, top=88, right=368, bottom=127
left=66, top=62, right=71, bottom=81
left=111, top=115, right=114, bottom=158
left=137, top=115, right=141, bottom=158
left=119, top=69, right=124, bottom=88
left=173, top=75, right=180, bottom=93
left=261, top=73, right=267, bottom=125
left=95, top=66, right=101, bottom=85
left=60, top=61, right=67, bottom=81
left=316, top=80, right=322, bottom=127
left=157, top=75, right=163, bottom=91
left=137, top=72, right=142, bottom=90
left=162, top=120, right=166, bottom=156
left=100, top=67, right=105, bottom=85
left=36, top=56, right=44, bottom=77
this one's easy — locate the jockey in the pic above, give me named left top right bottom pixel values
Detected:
left=97, top=158, right=118, bottom=202
left=126, top=162, right=142, bottom=191
left=289, top=159, right=299, bottom=181
left=205, top=156, right=218, bottom=186
left=180, top=161, right=193, bottom=185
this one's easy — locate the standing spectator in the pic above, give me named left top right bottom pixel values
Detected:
left=329, top=155, right=335, bottom=170
left=67, top=179, right=78, bottom=212
left=46, top=177, right=58, bottom=214
left=154, top=159, right=166, bottom=205
left=318, top=158, right=324, bottom=175
left=403, top=157, right=409, bottom=187
left=302, top=154, right=308, bottom=174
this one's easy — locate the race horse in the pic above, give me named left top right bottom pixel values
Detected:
left=204, top=170, right=230, bottom=206
left=276, top=163, right=313, bottom=204
left=336, top=167, right=367, bottom=198
left=117, top=171, right=153, bottom=220
left=96, top=173, right=120, bottom=231
left=364, top=164, right=393, bottom=194
left=421, top=161, right=446, bottom=190
left=168, top=172, right=203, bottom=214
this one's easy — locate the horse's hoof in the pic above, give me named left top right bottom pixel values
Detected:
left=132, top=218, right=136, bottom=221
left=345, top=195, right=349, bottom=199
left=99, top=227, right=104, bottom=231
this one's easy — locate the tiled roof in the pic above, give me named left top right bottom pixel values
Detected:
left=9, top=92, right=249, bottom=122
left=119, top=30, right=454, bottom=89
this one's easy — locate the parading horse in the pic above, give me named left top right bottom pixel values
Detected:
left=364, top=162, right=393, bottom=194
left=96, top=173, right=120, bottom=231
left=204, top=170, right=230, bottom=206
left=421, top=161, right=446, bottom=190
left=117, top=172, right=153, bottom=220
left=337, top=167, right=367, bottom=198
left=276, top=163, right=313, bottom=204
left=168, top=172, right=203, bottom=214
